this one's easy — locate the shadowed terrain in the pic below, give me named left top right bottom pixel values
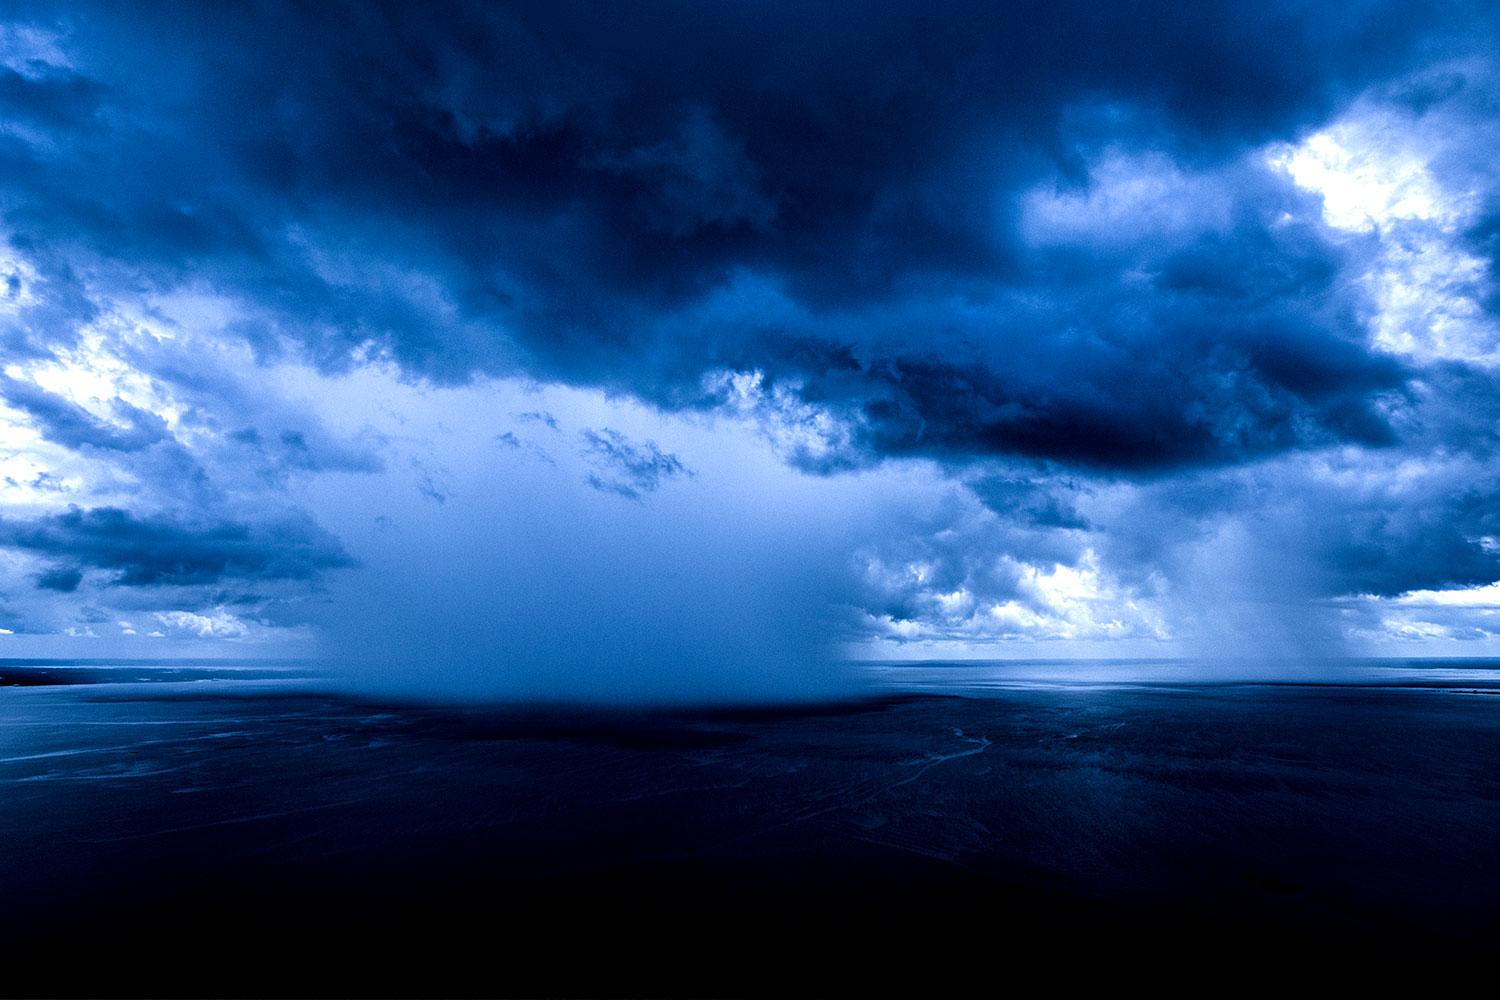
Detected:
left=4, top=662, right=1499, bottom=995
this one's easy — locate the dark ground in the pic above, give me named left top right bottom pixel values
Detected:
left=3, top=664, right=1499, bottom=996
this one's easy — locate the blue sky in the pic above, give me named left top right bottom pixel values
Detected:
left=2, top=2, right=1500, bottom=691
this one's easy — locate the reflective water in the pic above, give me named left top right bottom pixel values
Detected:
left=4, top=659, right=1498, bottom=993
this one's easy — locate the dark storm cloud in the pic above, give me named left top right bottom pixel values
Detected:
left=34, top=565, right=80, bottom=593
left=3, top=471, right=68, bottom=494
left=226, top=426, right=385, bottom=479
left=1, top=375, right=170, bottom=452
left=0, top=506, right=354, bottom=588
left=1325, top=486, right=1500, bottom=597
left=1470, top=209, right=1500, bottom=314
left=514, top=411, right=559, bottom=431
left=5, top=0, right=1500, bottom=652
left=0, top=60, right=103, bottom=131
left=580, top=428, right=690, bottom=500
left=3, top=0, right=1490, bottom=473
left=970, top=476, right=1090, bottom=531
left=721, top=170, right=1409, bottom=472
left=1091, top=454, right=1500, bottom=605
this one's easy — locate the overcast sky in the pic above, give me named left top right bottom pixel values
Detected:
left=3, top=2, right=1500, bottom=694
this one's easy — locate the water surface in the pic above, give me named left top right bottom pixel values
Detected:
left=4, top=658, right=1498, bottom=994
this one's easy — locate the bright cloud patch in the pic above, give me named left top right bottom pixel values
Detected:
left=1269, top=72, right=1500, bottom=364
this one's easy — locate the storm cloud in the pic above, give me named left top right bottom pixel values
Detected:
left=0, top=506, right=354, bottom=588
left=1, top=1, right=1500, bottom=671
left=1, top=375, right=170, bottom=453
left=3, top=2, right=1486, bottom=468
left=580, top=428, right=690, bottom=499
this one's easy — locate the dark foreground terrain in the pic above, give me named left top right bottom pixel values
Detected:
left=4, top=660, right=1499, bottom=996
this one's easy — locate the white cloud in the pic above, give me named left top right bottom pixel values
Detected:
left=1268, top=79, right=1500, bottom=364
left=154, top=609, right=250, bottom=639
left=1394, top=581, right=1500, bottom=608
left=1268, top=126, right=1457, bottom=233
left=703, top=368, right=861, bottom=471
left=1020, top=149, right=1235, bottom=247
left=0, top=23, right=71, bottom=78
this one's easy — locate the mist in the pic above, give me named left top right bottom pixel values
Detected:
left=301, top=377, right=878, bottom=705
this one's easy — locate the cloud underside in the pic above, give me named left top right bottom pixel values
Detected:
left=7, top=2, right=1490, bottom=469
left=0, top=506, right=353, bottom=588
left=1, top=1, right=1500, bottom=651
